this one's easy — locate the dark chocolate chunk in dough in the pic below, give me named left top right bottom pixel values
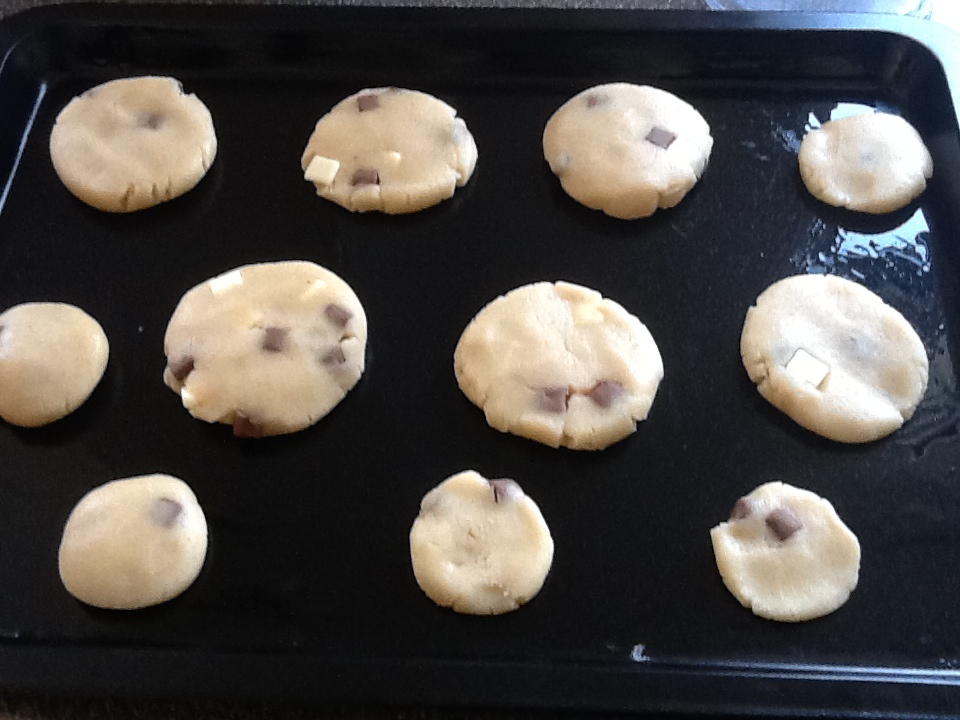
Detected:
left=538, top=387, right=570, bottom=413
left=645, top=126, right=677, bottom=149
left=233, top=411, right=264, bottom=438
left=352, top=168, right=380, bottom=186
left=139, top=112, right=165, bottom=130
left=766, top=507, right=803, bottom=541
left=322, top=346, right=346, bottom=366
left=587, top=380, right=624, bottom=408
left=357, top=94, right=381, bottom=112
left=489, top=478, right=521, bottom=503
left=169, top=356, right=195, bottom=381
left=324, top=303, right=353, bottom=327
left=150, top=498, right=183, bottom=527
left=262, top=326, right=288, bottom=353
left=730, top=497, right=753, bottom=521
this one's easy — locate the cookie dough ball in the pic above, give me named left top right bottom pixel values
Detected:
left=163, top=261, right=367, bottom=438
left=0, top=302, right=109, bottom=427
left=58, top=474, right=208, bottom=610
left=410, top=470, right=554, bottom=615
left=798, top=112, right=933, bottom=214
left=49, top=76, right=217, bottom=212
left=300, top=87, right=477, bottom=214
left=711, top=481, right=860, bottom=622
left=741, top=274, right=927, bottom=443
left=542, top=83, right=713, bottom=219
left=454, top=281, right=663, bottom=450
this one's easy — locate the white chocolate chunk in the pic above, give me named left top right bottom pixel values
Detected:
left=208, top=269, right=244, bottom=295
left=299, top=278, right=329, bottom=300
left=786, top=348, right=829, bottom=388
left=180, top=386, right=196, bottom=409
left=573, top=303, right=605, bottom=326
left=304, top=155, right=340, bottom=186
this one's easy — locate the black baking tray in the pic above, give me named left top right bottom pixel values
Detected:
left=2, top=4, right=960, bottom=717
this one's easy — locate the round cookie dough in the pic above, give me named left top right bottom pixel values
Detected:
left=0, top=302, right=109, bottom=427
left=59, top=474, right=208, bottom=610
left=49, top=76, right=218, bottom=212
left=300, top=87, right=478, bottom=214
left=454, top=281, right=663, bottom=450
left=710, top=481, right=861, bottom=622
left=798, top=112, right=933, bottom=214
left=542, top=83, right=713, bottom=220
left=163, top=260, right=367, bottom=438
left=409, top=470, right=554, bottom=615
left=741, top=274, right=928, bottom=443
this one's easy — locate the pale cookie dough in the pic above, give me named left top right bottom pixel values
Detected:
left=409, top=470, right=554, bottom=615
left=59, top=474, right=208, bottom=610
left=300, top=87, right=477, bottom=214
left=799, top=112, right=933, bottom=214
left=741, top=274, right=928, bottom=443
left=163, top=261, right=367, bottom=437
left=49, top=76, right=217, bottom=212
left=454, top=281, right=663, bottom=450
left=542, top=83, right=713, bottom=219
left=0, top=302, right=108, bottom=427
left=710, top=481, right=861, bottom=622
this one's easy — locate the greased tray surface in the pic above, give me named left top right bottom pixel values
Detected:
left=2, top=5, right=960, bottom=717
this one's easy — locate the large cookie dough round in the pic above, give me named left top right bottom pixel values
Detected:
left=0, top=302, right=109, bottom=427
left=59, top=474, right=208, bottom=610
left=49, top=76, right=217, bottom=212
left=454, top=281, right=663, bottom=450
left=300, top=87, right=477, bottom=214
left=741, top=274, right=927, bottom=443
left=710, top=481, right=860, bottom=622
left=542, top=83, right=713, bottom=220
left=409, top=470, right=554, bottom=615
left=163, top=261, right=367, bottom=437
left=798, top=112, right=933, bottom=214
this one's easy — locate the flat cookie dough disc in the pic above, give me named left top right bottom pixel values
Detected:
left=0, top=302, right=109, bottom=427
left=798, top=112, right=933, bottom=214
left=710, top=481, right=860, bottom=622
left=163, top=261, right=367, bottom=437
left=741, top=274, right=927, bottom=443
left=409, top=470, right=554, bottom=615
left=454, top=281, right=663, bottom=450
left=59, top=474, right=208, bottom=610
left=49, top=76, right=217, bottom=212
left=542, top=83, right=713, bottom=219
left=300, top=87, right=478, bottom=214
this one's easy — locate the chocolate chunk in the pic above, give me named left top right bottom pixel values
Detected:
left=357, top=93, right=381, bottom=112
left=324, top=303, right=353, bottom=327
left=262, top=326, right=288, bottom=353
left=645, top=126, right=677, bottom=149
left=766, top=507, right=803, bottom=541
left=233, top=411, right=264, bottom=438
left=150, top=497, right=183, bottom=528
left=489, top=478, right=521, bottom=503
left=538, top=386, right=570, bottom=413
left=322, top=346, right=346, bottom=366
left=352, top=167, right=380, bottom=186
left=588, top=380, right=624, bottom=408
left=730, top=497, right=753, bottom=521
left=169, top=356, right=195, bottom=381
left=586, top=93, right=608, bottom=108
left=139, top=112, right=165, bottom=130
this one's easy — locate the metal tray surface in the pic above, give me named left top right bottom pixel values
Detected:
left=1, top=5, right=960, bottom=717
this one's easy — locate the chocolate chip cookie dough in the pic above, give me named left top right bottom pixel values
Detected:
left=454, top=281, right=663, bottom=450
left=59, top=473, right=208, bottom=610
left=409, top=470, right=554, bottom=615
left=49, top=76, right=217, bottom=212
left=163, top=261, right=367, bottom=437
left=542, top=83, right=713, bottom=219
left=0, top=302, right=109, bottom=427
left=710, top=481, right=860, bottom=622
left=798, top=112, right=933, bottom=214
left=741, top=274, right=928, bottom=443
left=301, top=87, right=478, bottom=214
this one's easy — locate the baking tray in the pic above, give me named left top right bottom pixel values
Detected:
left=1, top=4, right=960, bottom=717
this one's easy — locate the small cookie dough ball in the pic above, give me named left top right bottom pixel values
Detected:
left=542, top=83, right=713, bottom=219
left=454, top=281, right=663, bottom=450
left=710, top=481, right=861, bottom=622
left=58, top=474, right=208, bottom=610
left=0, top=302, right=109, bottom=427
left=300, top=87, right=478, bottom=214
left=49, top=76, right=218, bottom=212
left=409, top=470, right=554, bottom=615
left=798, top=112, right=933, bottom=214
left=163, top=261, right=367, bottom=438
left=741, top=274, right=928, bottom=443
